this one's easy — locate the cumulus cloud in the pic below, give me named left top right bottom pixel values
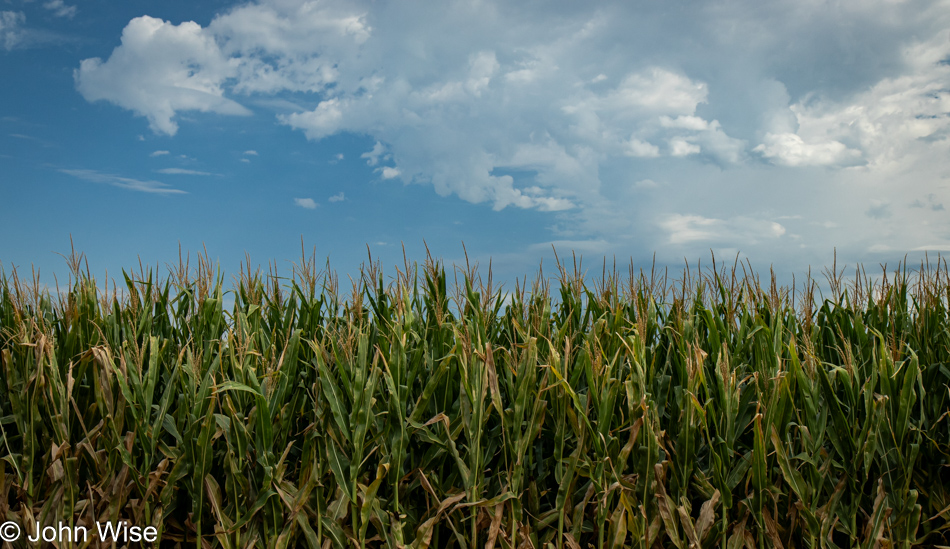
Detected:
left=669, top=138, right=700, bottom=157
left=78, top=3, right=749, bottom=213
left=78, top=0, right=950, bottom=270
left=328, top=192, right=344, bottom=202
left=150, top=150, right=169, bottom=157
left=75, top=16, right=252, bottom=135
left=209, top=0, right=370, bottom=94
left=754, top=133, right=861, bottom=167
left=379, top=167, right=400, bottom=179
left=756, top=31, right=950, bottom=171
left=660, top=116, right=709, bottom=131
left=603, top=68, right=707, bottom=115
left=624, top=139, right=660, bottom=158
left=293, top=197, right=317, bottom=209
left=60, top=168, right=185, bottom=194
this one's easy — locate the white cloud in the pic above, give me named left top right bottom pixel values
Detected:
left=756, top=32, right=950, bottom=171
left=691, top=120, right=746, bottom=164
left=282, top=98, right=346, bottom=139
left=754, top=133, right=861, bottom=167
left=81, top=4, right=743, bottom=213
left=328, top=192, right=345, bottom=202
left=661, top=214, right=720, bottom=244
left=156, top=168, right=214, bottom=175
left=150, top=150, right=169, bottom=157
left=75, top=16, right=251, bottom=135
left=669, top=138, right=700, bottom=157
left=604, top=68, right=708, bottom=116
left=243, top=150, right=258, bottom=156
left=660, top=115, right=709, bottom=131
left=43, top=0, right=77, bottom=19
left=380, top=166, right=400, bottom=179
left=624, top=139, right=660, bottom=158
left=79, top=0, right=950, bottom=270
left=209, top=1, right=370, bottom=94
left=360, top=141, right=385, bottom=166
left=1, top=11, right=25, bottom=50
left=661, top=214, right=787, bottom=245
left=293, top=197, right=317, bottom=209
left=60, top=168, right=185, bottom=194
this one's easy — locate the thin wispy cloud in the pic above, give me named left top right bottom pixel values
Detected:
left=0, top=11, right=24, bottom=50
left=156, top=168, right=215, bottom=175
left=328, top=192, right=344, bottom=203
left=150, top=150, right=169, bottom=157
left=8, top=132, right=56, bottom=148
left=43, top=0, right=77, bottom=19
left=60, top=168, right=185, bottom=194
left=1, top=9, right=73, bottom=49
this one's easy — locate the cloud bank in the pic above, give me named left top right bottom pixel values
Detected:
left=75, top=0, right=950, bottom=269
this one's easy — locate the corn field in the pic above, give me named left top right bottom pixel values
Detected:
left=1, top=249, right=950, bottom=548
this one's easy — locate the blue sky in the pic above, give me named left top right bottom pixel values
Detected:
left=2, top=0, right=950, bottom=289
